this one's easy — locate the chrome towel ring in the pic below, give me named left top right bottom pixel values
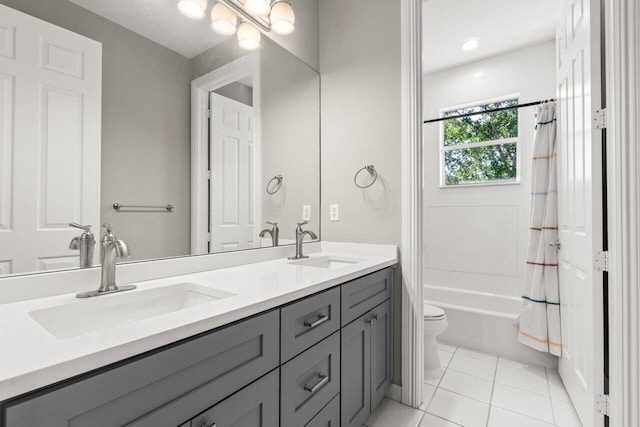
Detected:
left=266, top=175, right=283, bottom=194
left=354, top=165, right=378, bottom=189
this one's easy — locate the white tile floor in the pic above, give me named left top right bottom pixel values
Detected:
left=363, top=343, right=583, bottom=427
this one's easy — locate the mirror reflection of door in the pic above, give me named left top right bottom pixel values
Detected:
left=0, top=4, right=101, bottom=275
left=209, top=90, right=257, bottom=252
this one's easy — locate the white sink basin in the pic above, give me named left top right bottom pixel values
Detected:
left=289, top=255, right=363, bottom=270
left=29, top=283, right=236, bottom=339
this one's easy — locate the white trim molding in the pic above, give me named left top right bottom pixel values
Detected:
left=605, top=0, right=640, bottom=425
left=400, top=0, right=424, bottom=408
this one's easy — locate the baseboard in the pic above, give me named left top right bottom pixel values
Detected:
left=385, top=383, right=402, bottom=402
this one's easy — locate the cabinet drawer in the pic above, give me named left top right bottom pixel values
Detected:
left=189, top=369, right=279, bottom=427
left=305, top=394, right=340, bottom=427
left=4, top=310, right=279, bottom=427
left=281, top=287, right=340, bottom=362
left=341, top=268, right=393, bottom=326
left=280, top=332, right=340, bottom=427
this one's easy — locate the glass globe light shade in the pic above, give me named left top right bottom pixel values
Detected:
left=211, top=3, right=237, bottom=35
left=177, top=0, right=207, bottom=20
left=237, top=22, right=261, bottom=50
left=245, top=0, right=271, bottom=17
left=270, top=1, right=295, bottom=35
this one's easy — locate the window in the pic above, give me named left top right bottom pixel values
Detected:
left=441, top=97, right=519, bottom=186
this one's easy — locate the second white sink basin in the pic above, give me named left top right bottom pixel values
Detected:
left=289, top=255, right=363, bottom=270
left=29, top=283, right=236, bottom=339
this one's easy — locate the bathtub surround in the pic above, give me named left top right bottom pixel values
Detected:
left=423, top=41, right=556, bottom=298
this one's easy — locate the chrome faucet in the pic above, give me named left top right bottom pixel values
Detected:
left=259, top=222, right=279, bottom=247
left=76, top=224, right=136, bottom=298
left=69, top=223, right=95, bottom=268
left=288, top=221, right=318, bottom=260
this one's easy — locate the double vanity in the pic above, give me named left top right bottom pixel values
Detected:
left=0, top=243, right=397, bottom=426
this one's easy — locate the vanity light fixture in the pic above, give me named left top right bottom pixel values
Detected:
left=237, top=21, right=261, bottom=50
left=177, top=0, right=207, bottom=20
left=270, top=0, right=295, bottom=35
left=211, top=3, right=238, bottom=35
left=460, top=38, right=479, bottom=51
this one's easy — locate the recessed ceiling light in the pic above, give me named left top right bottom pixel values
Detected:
left=473, top=71, right=484, bottom=78
left=461, top=39, right=479, bottom=51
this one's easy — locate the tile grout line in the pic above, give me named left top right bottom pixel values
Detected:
left=545, top=367, right=558, bottom=426
left=485, top=355, right=500, bottom=427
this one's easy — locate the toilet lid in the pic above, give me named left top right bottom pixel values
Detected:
left=424, top=303, right=445, bottom=320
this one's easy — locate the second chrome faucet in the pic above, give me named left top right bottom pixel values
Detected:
left=288, top=221, right=317, bottom=260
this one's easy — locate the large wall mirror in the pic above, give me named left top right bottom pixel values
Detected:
left=0, top=0, right=320, bottom=277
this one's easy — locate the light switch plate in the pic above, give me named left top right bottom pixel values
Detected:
left=330, top=204, right=339, bottom=221
left=302, top=205, right=311, bottom=221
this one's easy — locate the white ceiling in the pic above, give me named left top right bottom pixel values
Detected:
left=69, top=0, right=228, bottom=58
left=423, top=0, right=566, bottom=73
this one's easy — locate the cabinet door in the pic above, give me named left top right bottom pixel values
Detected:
left=305, top=394, right=339, bottom=427
left=341, top=313, right=371, bottom=427
left=190, top=369, right=279, bottom=427
left=370, top=300, right=392, bottom=410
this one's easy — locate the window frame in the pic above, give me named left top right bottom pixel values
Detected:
left=438, top=93, right=522, bottom=188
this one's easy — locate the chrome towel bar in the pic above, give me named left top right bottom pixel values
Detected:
left=113, top=203, right=173, bottom=212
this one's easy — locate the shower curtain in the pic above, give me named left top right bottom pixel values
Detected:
left=518, top=102, right=562, bottom=356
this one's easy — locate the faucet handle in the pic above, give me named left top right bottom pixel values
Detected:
left=103, top=223, right=113, bottom=234
left=266, top=221, right=278, bottom=227
left=69, top=222, right=91, bottom=232
left=297, top=221, right=309, bottom=227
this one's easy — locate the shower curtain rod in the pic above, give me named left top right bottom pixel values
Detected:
left=423, top=99, right=556, bottom=124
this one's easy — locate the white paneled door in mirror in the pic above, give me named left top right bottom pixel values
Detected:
left=556, top=0, right=604, bottom=426
left=0, top=4, right=101, bottom=275
left=209, top=92, right=257, bottom=252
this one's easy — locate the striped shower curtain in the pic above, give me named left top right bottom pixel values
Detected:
left=518, top=102, right=562, bottom=356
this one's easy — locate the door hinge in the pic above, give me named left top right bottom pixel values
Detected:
left=207, top=232, right=212, bottom=242
left=593, top=108, right=607, bottom=129
left=594, top=251, right=609, bottom=272
left=207, top=170, right=212, bottom=180
left=206, top=109, right=212, bottom=118
left=595, top=393, right=610, bottom=416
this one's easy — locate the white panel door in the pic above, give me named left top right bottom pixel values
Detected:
left=209, top=92, right=255, bottom=252
left=0, top=5, right=102, bottom=275
left=556, top=1, right=604, bottom=426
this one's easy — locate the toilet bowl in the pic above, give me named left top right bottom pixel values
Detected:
left=424, top=303, right=448, bottom=379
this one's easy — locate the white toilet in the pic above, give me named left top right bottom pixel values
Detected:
left=424, top=303, right=448, bottom=379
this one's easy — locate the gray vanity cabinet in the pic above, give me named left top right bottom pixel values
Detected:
left=341, top=299, right=393, bottom=427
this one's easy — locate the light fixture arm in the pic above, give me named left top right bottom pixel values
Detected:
left=218, top=0, right=271, bottom=32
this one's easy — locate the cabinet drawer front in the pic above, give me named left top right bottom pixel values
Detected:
left=4, top=310, right=279, bottom=427
left=305, top=394, right=340, bottom=427
left=341, top=268, right=393, bottom=326
left=189, top=369, right=279, bottom=427
left=280, top=332, right=340, bottom=427
left=281, top=287, right=340, bottom=362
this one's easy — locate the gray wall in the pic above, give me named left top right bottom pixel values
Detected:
left=260, top=40, right=320, bottom=240
left=214, top=82, right=253, bottom=107
left=1, top=0, right=193, bottom=262
left=319, top=0, right=403, bottom=384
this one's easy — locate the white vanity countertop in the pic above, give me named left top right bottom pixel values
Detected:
left=0, top=242, right=397, bottom=401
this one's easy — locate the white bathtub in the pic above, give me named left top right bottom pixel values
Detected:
left=425, top=285, right=558, bottom=368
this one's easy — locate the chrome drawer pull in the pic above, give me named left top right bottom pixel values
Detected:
left=304, top=314, right=329, bottom=328
left=304, top=373, right=329, bottom=394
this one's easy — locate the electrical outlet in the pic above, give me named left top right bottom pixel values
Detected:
left=330, top=204, right=339, bottom=221
left=302, top=205, right=311, bottom=221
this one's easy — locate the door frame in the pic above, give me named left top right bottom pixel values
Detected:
left=400, top=0, right=424, bottom=408
left=190, top=53, right=261, bottom=254
left=603, top=0, right=640, bottom=425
